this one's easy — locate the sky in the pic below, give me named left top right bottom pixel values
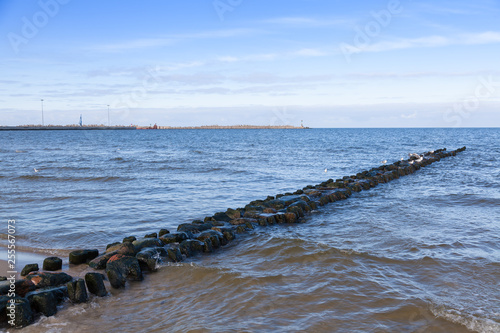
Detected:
left=0, top=0, right=499, bottom=127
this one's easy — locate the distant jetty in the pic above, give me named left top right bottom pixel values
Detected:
left=158, top=125, right=309, bottom=129
left=0, top=126, right=136, bottom=131
left=0, top=124, right=309, bottom=131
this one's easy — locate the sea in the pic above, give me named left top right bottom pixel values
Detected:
left=0, top=128, right=499, bottom=333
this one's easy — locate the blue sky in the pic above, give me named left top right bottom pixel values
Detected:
left=1, top=0, right=499, bottom=127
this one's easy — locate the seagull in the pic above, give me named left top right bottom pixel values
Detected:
left=324, top=168, right=328, bottom=173
left=33, top=168, right=39, bottom=172
left=381, top=160, right=387, bottom=164
left=400, top=157, right=404, bottom=161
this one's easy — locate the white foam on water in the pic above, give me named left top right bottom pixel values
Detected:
left=431, top=304, right=500, bottom=333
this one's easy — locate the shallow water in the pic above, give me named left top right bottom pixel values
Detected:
left=1, top=128, right=499, bottom=332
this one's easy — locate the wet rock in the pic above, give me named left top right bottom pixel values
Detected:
left=202, top=238, right=213, bottom=253
left=43, top=257, right=62, bottom=271
left=84, top=273, right=107, bottom=297
left=11, top=297, right=33, bottom=328
left=284, top=213, right=297, bottom=223
left=136, top=247, right=167, bottom=272
left=69, top=249, right=99, bottom=265
left=145, top=232, right=157, bottom=238
left=165, top=244, right=183, bottom=262
left=229, top=218, right=255, bottom=226
left=177, top=223, right=212, bottom=234
left=286, top=205, right=304, bottom=218
left=123, top=236, right=137, bottom=243
left=67, top=279, right=88, bottom=303
left=212, top=212, right=231, bottom=222
left=0, top=277, right=6, bottom=281
left=106, top=242, right=121, bottom=250
left=274, top=214, right=285, bottom=224
left=21, top=263, right=39, bottom=276
left=106, top=242, right=136, bottom=256
left=308, top=201, right=318, bottom=210
left=158, top=229, right=170, bottom=237
left=211, top=227, right=237, bottom=243
left=179, top=240, right=205, bottom=257
left=235, top=225, right=247, bottom=233
left=0, top=279, right=36, bottom=297
left=257, top=218, right=268, bottom=226
left=89, top=251, right=118, bottom=269
left=225, top=208, right=241, bottom=220
left=106, top=256, right=143, bottom=289
left=26, top=272, right=72, bottom=289
left=132, top=238, right=164, bottom=252
left=266, top=215, right=276, bottom=225
left=160, top=232, right=189, bottom=244
left=26, top=287, right=67, bottom=317
left=197, top=230, right=224, bottom=249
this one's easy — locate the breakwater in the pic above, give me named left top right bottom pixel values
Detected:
left=0, top=146, right=466, bottom=328
left=0, top=126, right=136, bottom=131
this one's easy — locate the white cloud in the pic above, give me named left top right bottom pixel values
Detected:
left=349, top=31, right=500, bottom=54
left=293, top=48, right=328, bottom=57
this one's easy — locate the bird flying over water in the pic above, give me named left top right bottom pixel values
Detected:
left=381, top=160, right=387, bottom=164
left=33, top=168, right=39, bottom=172
left=324, top=168, right=327, bottom=173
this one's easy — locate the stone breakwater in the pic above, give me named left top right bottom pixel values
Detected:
left=0, top=147, right=466, bottom=328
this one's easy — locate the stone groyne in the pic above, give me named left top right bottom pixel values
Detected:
left=0, top=147, right=466, bottom=328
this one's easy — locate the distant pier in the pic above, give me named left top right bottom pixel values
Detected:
left=0, top=126, right=137, bottom=131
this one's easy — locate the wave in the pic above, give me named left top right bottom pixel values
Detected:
left=15, top=175, right=129, bottom=182
left=430, top=303, right=500, bottom=333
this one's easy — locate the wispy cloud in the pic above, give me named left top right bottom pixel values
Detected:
left=89, top=28, right=261, bottom=53
left=264, top=16, right=352, bottom=27
left=355, top=31, right=500, bottom=53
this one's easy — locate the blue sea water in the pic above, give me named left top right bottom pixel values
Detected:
left=0, top=128, right=499, bottom=332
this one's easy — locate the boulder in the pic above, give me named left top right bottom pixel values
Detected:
left=144, top=232, right=157, bottom=238
left=284, top=213, right=297, bottom=223
left=69, top=249, right=99, bottom=265
left=26, top=287, right=67, bottom=317
left=229, top=218, right=256, bottom=226
left=89, top=251, right=118, bottom=269
left=21, top=263, right=39, bottom=276
left=132, top=238, right=164, bottom=252
left=158, top=229, right=170, bottom=237
left=165, top=244, right=183, bottom=262
left=0, top=279, right=36, bottom=297
left=67, top=279, right=88, bottom=303
left=105, top=242, right=136, bottom=256
left=11, top=297, right=34, bottom=328
left=84, top=273, right=107, bottom=297
left=106, top=256, right=143, bottom=289
left=136, top=247, right=167, bottom=272
left=26, top=272, right=72, bottom=289
left=212, top=212, right=231, bottom=222
left=177, top=223, right=212, bottom=234
left=43, top=257, right=62, bottom=271
left=179, top=240, right=205, bottom=257
left=225, top=208, right=241, bottom=220
left=123, top=236, right=137, bottom=243
left=106, top=242, right=121, bottom=249
left=197, top=230, right=223, bottom=249
left=160, top=232, right=189, bottom=244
